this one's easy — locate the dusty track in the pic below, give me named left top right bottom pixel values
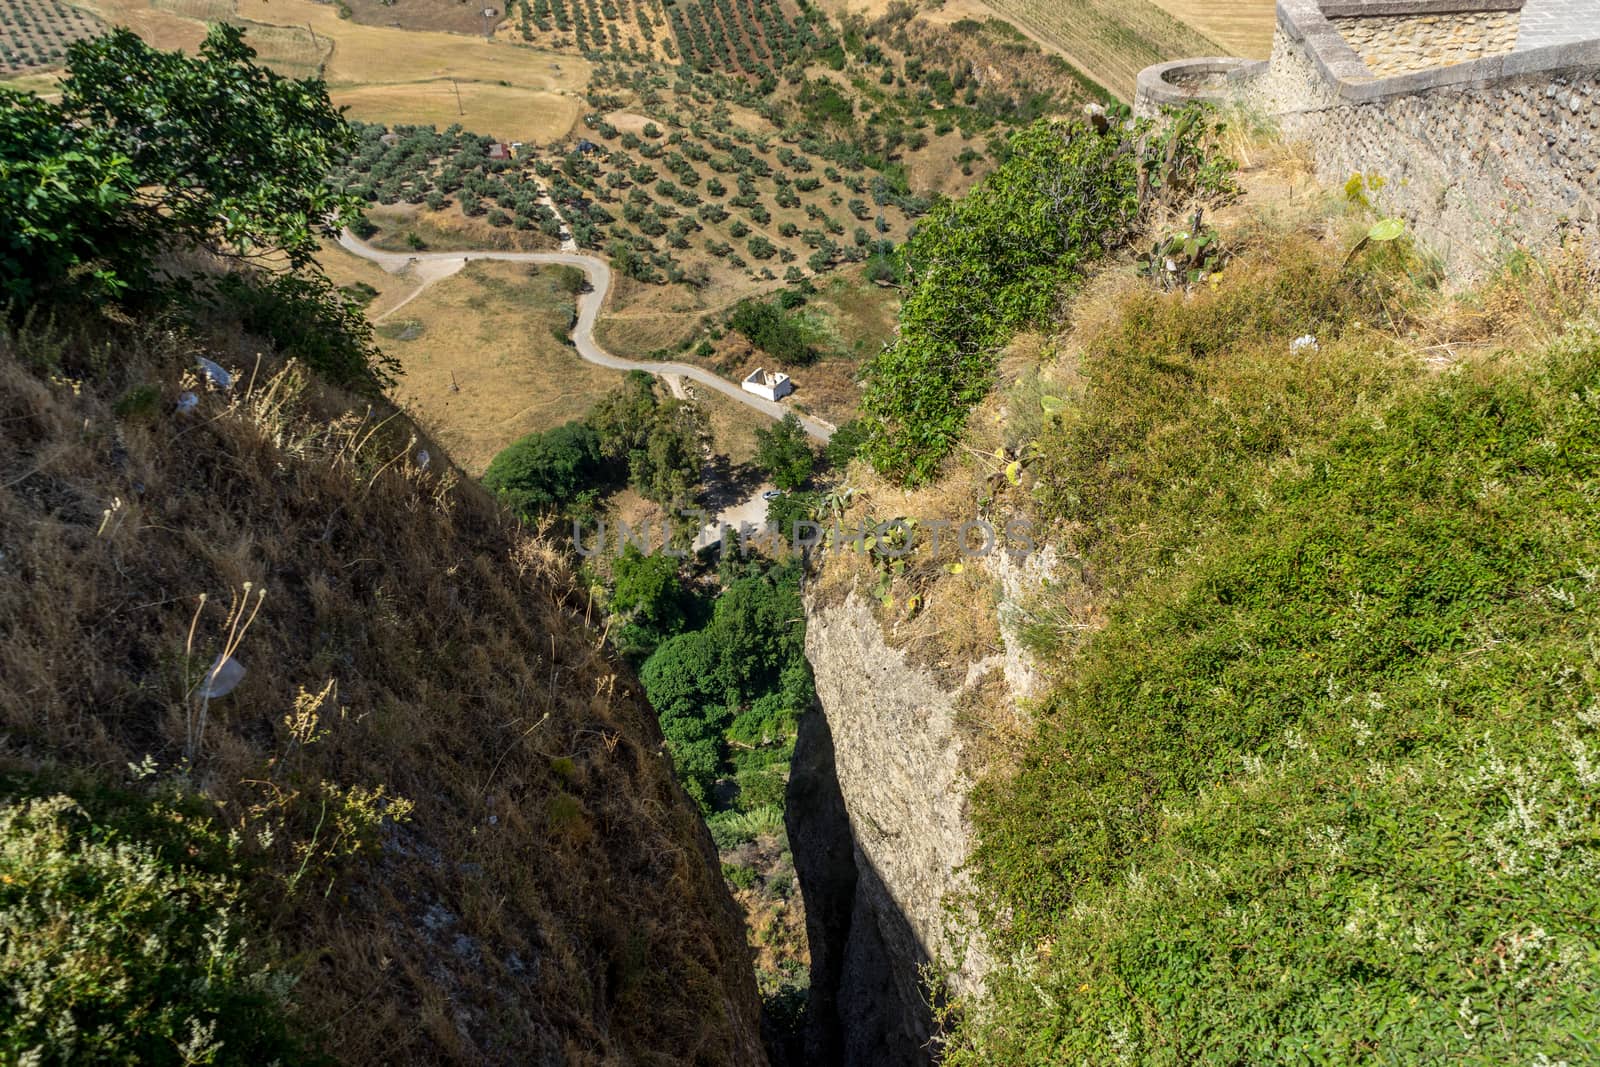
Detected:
left=338, top=230, right=834, bottom=442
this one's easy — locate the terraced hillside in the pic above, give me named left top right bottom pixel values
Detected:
left=983, top=0, right=1223, bottom=98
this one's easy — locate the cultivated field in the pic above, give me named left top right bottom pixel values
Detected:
left=979, top=0, right=1222, bottom=98
left=333, top=82, right=580, bottom=145
left=0, top=0, right=104, bottom=75
left=1144, top=0, right=1276, bottom=58
left=51, top=0, right=590, bottom=142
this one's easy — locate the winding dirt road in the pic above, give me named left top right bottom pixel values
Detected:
left=337, top=230, right=834, bottom=442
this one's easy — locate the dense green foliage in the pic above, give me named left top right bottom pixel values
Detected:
left=591, top=370, right=710, bottom=506
left=823, top=417, right=867, bottom=469
left=482, top=420, right=606, bottom=520
left=860, top=109, right=1234, bottom=484
left=0, top=791, right=309, bottom=1065
left=949, top=251, right=1600, bottom=1062
left=753, top=413, right=816, bottom=491
left=728, top=299, right=819, bottom=366
left=639, top=559, right=812, bottom=812
left=2, top=26, right=354, bottom=301
left=609, top=544, right=690, bottom=656
left=485, top=372, right=708, bottom=520
left=1, top=27, right=390, bottom=389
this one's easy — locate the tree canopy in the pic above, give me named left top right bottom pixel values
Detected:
left=2, top=25, right=357, bottom=301
left=482, top=421, right=605, bottom=520
left=754, top=413, right=816, bottom=491
left=727, top=299, right=818, bottom=366
left=638, top=560, right=811, bottom=812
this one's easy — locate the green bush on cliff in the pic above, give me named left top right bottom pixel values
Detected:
left=1, top=26, right=356, bottom=302
left=950, top=255, right=1600, bottom=1061
left=859, top=108, right=1235, bottom=485
left=640, top=559, right=812, bottom=812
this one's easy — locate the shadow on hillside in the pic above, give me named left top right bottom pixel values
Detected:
left=700, top=454, right=764, bottom=512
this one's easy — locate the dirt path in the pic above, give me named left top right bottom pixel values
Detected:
left=337, top=230, right=835, bottom=443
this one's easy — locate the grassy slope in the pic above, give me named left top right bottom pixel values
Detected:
left=0, top=312, right=764, bottom=1064
left=321, top=256, right=626, bottom=475
left=945, top=227, right=1600, bottom=1060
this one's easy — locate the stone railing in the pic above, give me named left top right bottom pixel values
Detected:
left=1133, top=0, right=1599, bottom=278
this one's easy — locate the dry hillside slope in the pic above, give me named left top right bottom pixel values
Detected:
left=0, top=312, right=765, bottom=1065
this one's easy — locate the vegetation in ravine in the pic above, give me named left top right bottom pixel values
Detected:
left=754, top=412, right=817, bottom=492
left=635, top=554, right=814, bottom=1021
left=482, top=369, right=709, bottom=521
left=944, top=233, right=1600, bottom=1062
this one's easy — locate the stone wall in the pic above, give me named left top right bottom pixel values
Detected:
left=1250, top=23, right=1599, bottom=276
left=1135, top=0, right=1599, bottom=279
left=1332, top=10, right=1520, bottom=75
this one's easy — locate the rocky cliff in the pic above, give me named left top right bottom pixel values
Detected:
left=793, top=530, right=1051, bottom=1063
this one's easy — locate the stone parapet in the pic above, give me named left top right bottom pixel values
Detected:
left=1133, top=0, right=1598, bottom=278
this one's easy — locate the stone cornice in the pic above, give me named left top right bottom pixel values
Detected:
left=1319, top=0, right=1523, bottom=16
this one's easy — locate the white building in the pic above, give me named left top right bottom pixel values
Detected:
left=741, top=368, right=794, bottom=402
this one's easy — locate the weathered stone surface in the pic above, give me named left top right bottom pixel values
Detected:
left=1333, top=10, right=1520, bottom=75
left=799, top=591, right=997, bottom=1066
left=1134, top=0, right=1598, bottom=279
left=1251, top=27, right=1599, bottom=276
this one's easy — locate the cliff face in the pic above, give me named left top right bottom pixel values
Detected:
left=0, top=322, right=765, bottom=1065
left=795, top=558, right=1046, bottom=1063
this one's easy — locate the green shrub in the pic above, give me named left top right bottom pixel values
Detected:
left=640, top=562, right=812, bottom=815
left=860, top=108, right=1235, bottom=485
left=728, top=298, right=817, bottom=366
left=754, top=413, right=816, bottom=490
left=482, top=420, right=606, bottom=521
left=0, top=793, right=310, bottom=1065
left=720, top=862, right=758, bottom=890
left=706, top=806, right=784, bottom=848
left=1, top=26, right=355, bottom=303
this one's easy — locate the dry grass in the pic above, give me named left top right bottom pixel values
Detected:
left=335, top=255, right=623, bottom=474
left=0, top=69, right=64, bottom=95
left=677, top=377, right=768, bottom=467
left=361, top=204, right=561, bottom=255
left=73, top=0, right=589, bottom=140
left=809, top=453, right=1014, bottom=686
left=333, top=81, right=581, bottom=144
left=66, top=0, right=205, bottom=52
left=1143, top=0, right=1275, bottom=58
left=0, top=308, right=765, bottom=1065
